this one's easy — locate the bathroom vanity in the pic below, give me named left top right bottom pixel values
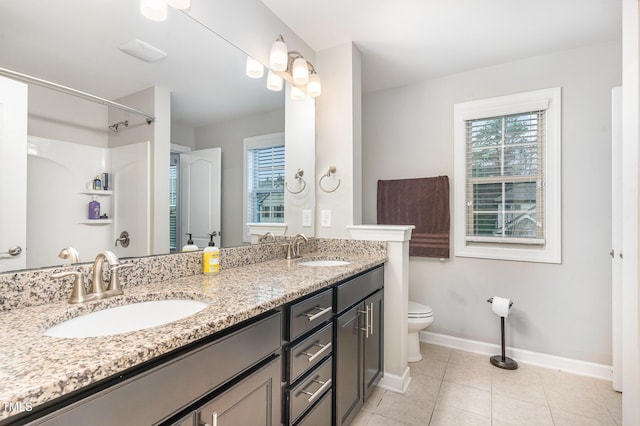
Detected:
left=0, top=241, right=386, bottom=426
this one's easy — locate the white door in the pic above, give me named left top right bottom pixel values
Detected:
left=0, top=76, right=27, bottom=272
left=112, top=141, right=152, bottom=258
left=180, top=148, right=221, bottom=249
left=611, top=86, right=622, bottom=392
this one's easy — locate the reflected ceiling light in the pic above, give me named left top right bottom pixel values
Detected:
left=292, top=56, right=309, bottom=85
left=246, top=56, right=264, bottom=79
left=269, top=35, right=288, bottom=72
left=141, top=0, right=167, bottom=22
left=267, top=70, right=284, bottom=91
left=306, top=72, right=322, bottom=97
left=167, top=0, right=191, bottom=10
left=291, top=85, right=306, bottom=101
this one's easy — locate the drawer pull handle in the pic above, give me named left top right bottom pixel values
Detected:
left=300, top=378, right=332, bottom=403
left=358, top=305, right=371, bottom=338
left=303, top=306, right=332, bottom=322
left=301, top=341, right=332, bottom=363
left=198, top=411, right=217, bottom=426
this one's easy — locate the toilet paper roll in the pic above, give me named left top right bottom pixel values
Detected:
left=491, top=296, right=511, bottom=317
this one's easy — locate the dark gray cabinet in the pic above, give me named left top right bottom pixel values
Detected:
left=284, top=288, right=334, bottom=425
left=335, top=267, right=384, bottom=426
left=195, top=357, right=281, bottom=426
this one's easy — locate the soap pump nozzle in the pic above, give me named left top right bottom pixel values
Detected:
left=208, top=233, right=216, bottom=247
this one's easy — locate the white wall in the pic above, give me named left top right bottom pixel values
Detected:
left=28, top=85, right=108, bottom=147
left=171, top=122, right=196, bottom=150
left=362, top=41, right=621, bottom=365
left=315, top=43, right=362, bottom=238
left=195, top=109, right=284, bottom=247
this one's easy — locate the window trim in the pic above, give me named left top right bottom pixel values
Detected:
left=453, top=88, right=562, bottom=263
left=242, top=132, right=285, bottom=243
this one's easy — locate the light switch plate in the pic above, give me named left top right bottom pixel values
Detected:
left=302, top=209, right=312, bottom=227
left=321, top=210, right=331, bottom=227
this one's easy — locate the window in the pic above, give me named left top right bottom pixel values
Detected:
left=453, top=88, right=561, bottom=263
left=243, top=133, right=285, bottom=242
left=169, top=153, right=179, bottom=252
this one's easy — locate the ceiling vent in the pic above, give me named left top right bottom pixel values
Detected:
left=119, top=39, right=167, bottom=63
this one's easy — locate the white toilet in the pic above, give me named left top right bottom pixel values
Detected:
left=408, top=301, right=434, bottom=362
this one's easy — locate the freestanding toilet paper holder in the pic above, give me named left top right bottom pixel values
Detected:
left=487, top=297, right=518, bottom=370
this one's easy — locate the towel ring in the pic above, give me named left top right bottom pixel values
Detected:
left=319, top=166, right=341, bottom=193
left=286, top=168, right=307, bottom=194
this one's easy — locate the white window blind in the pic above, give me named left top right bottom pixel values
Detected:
left=169, top=158, right=178, bottom=251
left=246, top=145, right=285, bottom=225
left=465, top=111, right=545, bottom=244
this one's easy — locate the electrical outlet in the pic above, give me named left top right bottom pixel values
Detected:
left=302, top=209, right=312, bottom=227
left=321, top=210, right=331, bottom=227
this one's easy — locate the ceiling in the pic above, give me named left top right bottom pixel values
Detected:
left=0, top=0, right=284, bottom=128
left=260, top=0, right=622, bottom=93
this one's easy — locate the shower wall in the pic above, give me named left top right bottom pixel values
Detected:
left=27, top=136, right=111, bottom=267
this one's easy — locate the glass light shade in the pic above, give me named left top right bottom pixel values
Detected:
left=291, top=85, right=306, bottom=101
left=269, top=39, right=288, bottom=72
left=306, top=73, right=322, bottom=97
left=167, top=0, right=191, bottom=9
left=140, top=0, right=167, bottom=22
left=245, top=56, right=264, bottom=79
left=266, top=70, right=283, bottom=91
left=292, top=57, right=309, bottom=85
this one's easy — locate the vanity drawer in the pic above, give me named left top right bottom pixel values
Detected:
left=337, top=266, right=384, bottom=313
left=288, top=288, right=333, bottom=340
left=287, top=322, right=333, bottom=382
left=295, top=389, right=332, bottom=426
left=287, top=357, right=333, bottom=425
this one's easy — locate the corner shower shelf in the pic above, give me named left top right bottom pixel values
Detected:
left=80, top=190, right=113, bottom=196
left=80, top=219, right=112, bottom=225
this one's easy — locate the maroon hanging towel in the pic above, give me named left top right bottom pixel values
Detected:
left=377, top=176, right=450, bottom=258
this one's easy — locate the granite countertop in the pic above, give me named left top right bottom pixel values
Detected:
left=0, top=252, right=386, bottom=421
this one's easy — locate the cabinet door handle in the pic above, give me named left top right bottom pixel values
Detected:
left=300, top=378, right=332, bottom=403
left=301, top=341, right=332, bottom=363
left=198, top=411, right=217, bottom=426
left=369, top=302, right=374, bottom=336
left=358, top=305, right=371, bottom=338
left=303, top=306, right=332, bottom=322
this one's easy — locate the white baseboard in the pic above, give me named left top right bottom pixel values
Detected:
left=420, top=331, right=613, bottom=381
left=378, top=366, right=411, bottom=394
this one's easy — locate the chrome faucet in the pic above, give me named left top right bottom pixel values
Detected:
left=286, top=233, right=308, bottom=259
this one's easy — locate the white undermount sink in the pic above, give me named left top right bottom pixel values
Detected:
left=43, top=299, right=208, bottom=338
left=298, top=260, right=351, bottom=267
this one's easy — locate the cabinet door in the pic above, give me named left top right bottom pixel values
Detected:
left=335, top=304, right=363, bottom=426
left=196, top=358, right=281, bottom=426
left=363, top=290, right=384, bottom=401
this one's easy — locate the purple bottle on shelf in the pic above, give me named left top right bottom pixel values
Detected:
left=88, top=196, right=101, bottom=219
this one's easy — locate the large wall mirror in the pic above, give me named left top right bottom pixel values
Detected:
left=0, top=0, right=315, bottom=272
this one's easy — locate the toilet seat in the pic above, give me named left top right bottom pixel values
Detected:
left=408, top=301, right=433, bottom=319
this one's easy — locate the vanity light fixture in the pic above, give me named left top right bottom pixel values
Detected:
left=265, top=34, right=322, bottom=99
left=245, top=56, right=264, bottom=79
left=269, top=35, right=289, bottom=72
left=141, top=0, right=190, bottom=22
left=306, top=72, right=322, bottom=97
left=266, top=70, right=284, bottom=91
left=140, top=0, right=167, bottom=22
left=292, top=56, right=309, bottom=85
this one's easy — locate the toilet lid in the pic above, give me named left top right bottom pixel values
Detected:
left=408, top=301, right=433, bottom=318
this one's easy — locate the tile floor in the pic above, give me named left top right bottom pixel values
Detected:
left=352, top=343, right=622, bottom=426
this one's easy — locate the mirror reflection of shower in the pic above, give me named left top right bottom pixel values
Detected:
left=109, top=120, right=128, bottom=132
